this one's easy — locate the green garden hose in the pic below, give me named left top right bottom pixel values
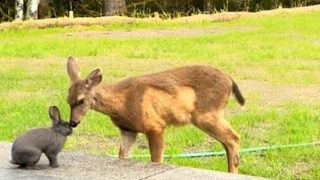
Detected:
left=124, top=142, right=320, bottom=159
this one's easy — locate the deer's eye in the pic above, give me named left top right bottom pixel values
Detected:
left=71, top=98, right=85, bottom=108
left=77, top=99, right=85, bottom=106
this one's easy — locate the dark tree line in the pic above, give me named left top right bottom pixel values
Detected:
left=0, top=0, right=15, bottom=22
left=1, top=0, right=320, bottom=22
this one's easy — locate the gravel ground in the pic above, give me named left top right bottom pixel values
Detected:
left=0, top=142, right=264, bottom=180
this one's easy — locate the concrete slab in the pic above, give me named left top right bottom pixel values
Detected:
left=0, top=142, right=264, bottom=180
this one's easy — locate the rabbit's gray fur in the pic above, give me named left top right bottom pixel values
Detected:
left=10, top=106, right=72, bottom=168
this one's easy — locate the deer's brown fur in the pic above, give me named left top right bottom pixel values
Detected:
left=66, top=57, right=245, bottom=173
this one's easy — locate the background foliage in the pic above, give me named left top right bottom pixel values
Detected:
left=1, top=0, right=320, bottom=22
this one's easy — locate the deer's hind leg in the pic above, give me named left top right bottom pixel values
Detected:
left=192, top=111, right=240, bottom=173
left=119, top=129, right=137, bottom=159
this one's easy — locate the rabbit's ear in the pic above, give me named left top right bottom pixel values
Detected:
left=49, top=106, right=61, bottom=122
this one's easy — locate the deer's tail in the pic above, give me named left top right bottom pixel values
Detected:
left=231, top=80, right=245, bottom=106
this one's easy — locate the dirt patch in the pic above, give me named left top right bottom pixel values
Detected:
left=64, top=26, right=254, bottom=39
left=67, top=133, right=151, bottom=156
left=67, top=134, right=118, bottom=155
left=289, top=161, right=314, bottom=179
left=240, top=80, right=320, bottom=106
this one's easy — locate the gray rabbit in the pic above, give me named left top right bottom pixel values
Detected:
left=10, top=106, right=73, bottom=168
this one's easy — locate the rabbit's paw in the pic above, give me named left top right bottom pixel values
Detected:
left=50, top=162, right=59, bottom=168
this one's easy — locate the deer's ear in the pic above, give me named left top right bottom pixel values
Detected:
left=49, top=106, right=61, bottom=122
left=67, top=56, right=80, bottom=82
left=85, top=68, right=102, bottom=89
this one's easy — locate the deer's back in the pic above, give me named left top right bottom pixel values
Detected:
left=110, top=65, right=233, bottom=131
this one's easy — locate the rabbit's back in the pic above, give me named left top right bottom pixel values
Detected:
left=12, top=128, right=66, bottom=151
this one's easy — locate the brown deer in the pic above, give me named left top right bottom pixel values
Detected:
left=66, top=57, right=245, bottom=173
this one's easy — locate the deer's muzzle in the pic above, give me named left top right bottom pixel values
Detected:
left=70, top=120, right=79, bottom=128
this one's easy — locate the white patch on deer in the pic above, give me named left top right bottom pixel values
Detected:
left=142, top=86, right=196, bottom=126
left=77, top=94, right=85, bottom=102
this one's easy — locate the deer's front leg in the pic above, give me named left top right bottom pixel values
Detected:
left=146, top=128, right=164, bottom=163
left=119, top=129, right=137, bottom=159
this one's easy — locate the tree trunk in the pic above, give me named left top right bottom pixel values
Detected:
left=27, top=0, right=39, bottom=20
left=15, top=0, right=24, bottom=20
left=103, top=0, right=127, bottom=16
left=38, top=0, right=49, bottom=19
left=204, top=0, right=212, bottom=13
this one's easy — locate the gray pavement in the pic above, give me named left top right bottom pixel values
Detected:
left=0, top=142, right=264, bottom=179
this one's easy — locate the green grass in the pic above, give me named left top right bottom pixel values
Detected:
left=0, top=12, right=319, bottom=179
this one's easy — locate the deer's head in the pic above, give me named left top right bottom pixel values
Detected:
left=66, top=57, right=102, bottom=127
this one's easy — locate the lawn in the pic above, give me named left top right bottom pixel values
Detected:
left=0, top=9, right=319, bottom=179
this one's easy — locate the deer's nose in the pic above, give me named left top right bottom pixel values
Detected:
left=70, top=121, right=78, bottom=128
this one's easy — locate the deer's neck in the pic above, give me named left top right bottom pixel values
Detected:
left=91, top=85, right=123, bottom=118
